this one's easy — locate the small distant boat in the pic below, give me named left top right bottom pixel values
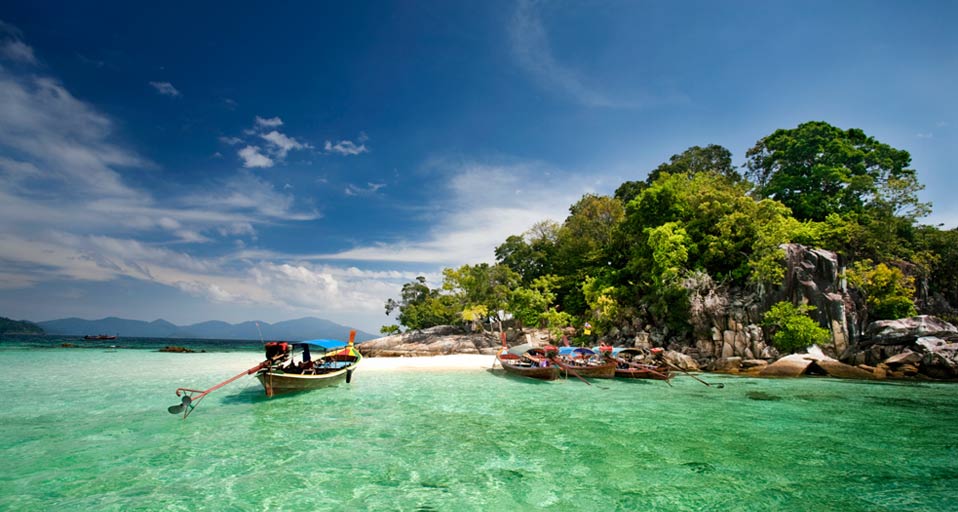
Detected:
left=555, top=346, right=616, bottom=379
left=495, top=343, right=560, bottom=381
left=83, top=334, right=117, bottom=340
left=612, top=347, right=671, bottom=380
left=255, top=332, right=362, bottom=397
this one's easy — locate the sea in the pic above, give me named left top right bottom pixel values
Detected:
left=1, top=335, right=957, bottom=511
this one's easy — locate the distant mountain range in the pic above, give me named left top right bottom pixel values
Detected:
left=36, top=316, right=376, bottom=342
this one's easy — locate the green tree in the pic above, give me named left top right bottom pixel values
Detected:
left=385, top=276, right=458, bottom=329
left=619, top=171, right=803, bottom=287
left=615, top=144, right=739, bottom=204
left=495, top=220, right=560, bottom=284
left=647, top=144, right=740, bottom=184
left=762, top=302, right=832, bottom=353
left=552, top=194, right=625, bottom=315
left=379, top=325, right=401, bottom=335
left=540, top=307, right=574, bottom=342
left=845, top=261, right=918, bottom=321
left=508, top=274, right=559, bottom=328
left=914, top=225, right=958, bottom=318
left=746, top=121, right=929, bottom=222
left=581, top=275, right=620, bottom=334
left=442, top=263, right=520, bottom=327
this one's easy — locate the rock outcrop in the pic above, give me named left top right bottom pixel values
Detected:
left=840, top=316, right=958, bottom=379
left=683, top=244, right=851, bottom=365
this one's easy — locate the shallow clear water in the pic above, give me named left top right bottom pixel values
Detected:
left=1, top=340, right=957, bottom=511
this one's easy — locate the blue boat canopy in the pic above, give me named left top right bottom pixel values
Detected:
left=295, top=339, right=347, bottom=350
left=559, top=346, right=595, bottom=356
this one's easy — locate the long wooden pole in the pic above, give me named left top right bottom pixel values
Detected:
left=551, top=358, right=591, bottom=386
left=171, top=360, right=270, bottom=418
left=612, top=356, right=672, bottom=386
left=665, top=361, right=724, bottom=388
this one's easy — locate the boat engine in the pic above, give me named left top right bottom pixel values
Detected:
left=264, top=341, right=291, bottom=363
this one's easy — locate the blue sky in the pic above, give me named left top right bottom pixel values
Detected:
left=0, top=1, right=955, bottom=334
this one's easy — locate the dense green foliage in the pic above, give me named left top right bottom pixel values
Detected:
left=384, top=277, right=458, bottom=330
left=845, top=261, right=918, bottom=321
left=746, top=121, right=929, bottom=223
left=762, top=302, right=832, bottom=353
left=384, top=121, right=953, bottom=344
left=0, top=316, right=44, bottom=335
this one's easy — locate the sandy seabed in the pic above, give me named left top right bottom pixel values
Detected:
left=359, top=354, right=496, bottom=372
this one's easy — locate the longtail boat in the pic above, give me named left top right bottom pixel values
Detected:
left=256, top=332, right=362, bottom=397
left=84, top=334, right=117, bottom=340
left=496, top=343, right=560, bottom=381
left=168, top=330, right=361, bottom=418
left=612, top=347, right=671, bottom=380
left=555, top=346, right=616, bottom=378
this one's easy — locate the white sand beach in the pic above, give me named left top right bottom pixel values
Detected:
left=359, top=354, right=497, bottom=372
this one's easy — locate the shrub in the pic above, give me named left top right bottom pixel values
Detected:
left=762, top=302, right=831, bottom=354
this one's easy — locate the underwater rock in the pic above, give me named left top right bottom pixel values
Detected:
left=159, top=346, right=195, bottom=353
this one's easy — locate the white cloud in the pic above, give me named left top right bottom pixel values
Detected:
left=149, top=81, right=181, bottom=97
left=1, top=39, right=37, bottom=65
left=509, top=0, right=679, bottom=108
left=916, top=133, right=934, bottom=139
left=238, top=145, right=273, bottom=168
left=255, top=115, right=283, bottom=128
left=0, top=71, right=148, bottom=199
left=219, top=136, right=243, bottom=145
left=182, top=170, right=319, bottom=221
left=325, top=139, right=368, bottom=156
left=313, top=159, right=583, bottom=264
left=0, top=21, right=37, bottom=65
left=229, top=117, right=309, bottom=166
left=0, top=27, right=407, bottom=333
left=260, top=130, right=305, bottom=158
left=345, top=182, right=386, bottom=196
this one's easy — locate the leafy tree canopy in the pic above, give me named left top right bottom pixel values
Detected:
left=385, top=276, right=458, bottom=330
left=495, top=220, right=560, bottom=285
left=616, top=144, right=739, bottom=204
left=442, top=263, right=520, bottom=324
left=845, top=261, right=918, bottom=321
left=746, top=121, right=929, bottom=223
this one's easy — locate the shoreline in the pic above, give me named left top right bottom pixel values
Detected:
left=360, top=354, right=496, bottom=372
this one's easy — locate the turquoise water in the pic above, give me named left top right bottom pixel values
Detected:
left=1, top=341, right=957, bottom=511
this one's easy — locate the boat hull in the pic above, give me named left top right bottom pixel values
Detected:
left=256, top=368, right=352, bottom=396
left=497, top=356, right=560, bottom=381
left=558, top=360, right=617, bottom=379
left=256, top=352, right=361, bottom=397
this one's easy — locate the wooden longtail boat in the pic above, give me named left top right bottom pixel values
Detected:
left=496, top=343, right=560, bottom=381
left=557, top=358, right=617, bottom=379
left=256, top=332, right=362, bottom=397
left=613, top=347, right=671, bottom=380
left=84, top=334, right=117, bottom=340
left=555, top=347, right=616, bottom=378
